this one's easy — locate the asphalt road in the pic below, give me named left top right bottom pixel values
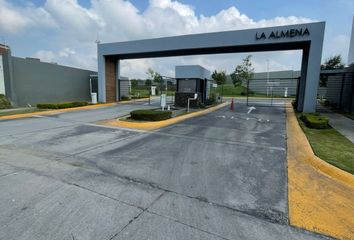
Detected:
left=0, top=101, right=327, bottom=240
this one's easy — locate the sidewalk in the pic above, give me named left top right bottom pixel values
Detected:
left=323, top=112, right=354, bottom=144
left=316, top=104, right=354, bottom=144
left=0, top=107, right=35, bottom=113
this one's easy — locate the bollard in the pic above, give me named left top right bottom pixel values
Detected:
left=230, top=98, right=235, bottom=111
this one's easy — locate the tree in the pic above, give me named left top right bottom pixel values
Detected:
left=320, top=55, right=345, bottom=87
left=230, top=55, right=254, bottom=87
left=145, top=79, right=152, bottom=87
left=131, top=79, right=138, bottom=89
left=211, top=70, right=227, bottom=101
left=147, top=68, right=164, bottom=91
left=321, top=55, right=345, bottom=70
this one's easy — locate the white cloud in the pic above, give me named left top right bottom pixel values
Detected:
left=0, top=0, right=56, bottom=34
left=33, top=50, right=56, bottom=62
left=0, top=0, right=324, bottom=77
left=58, top=48, right=76, bottom=57
left=0, top=0, right=29, bottom=33
left=322, top=35, right=350, bottom=62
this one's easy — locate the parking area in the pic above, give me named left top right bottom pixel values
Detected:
left=0, top=101, right=326, bottom=239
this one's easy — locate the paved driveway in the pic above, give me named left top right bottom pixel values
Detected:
left=0, top=102, right=326, bottom=239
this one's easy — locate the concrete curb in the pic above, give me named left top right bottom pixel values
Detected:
left=119, top=97, right=151, bottom=104
left=0, top=103, right=117, bottom=121
left=286, top=106, right=354, bottom=187
left=98, top=102, right=229, bottom=131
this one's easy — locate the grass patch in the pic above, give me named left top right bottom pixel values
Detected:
left=0, top=94, right=12, bottom=109
left=216, top=84, right=247, bottom=96
left=37, top=101, right=88, bottom=109
left=130, top=109, right=172, bottom=121
left=296, top=113, right=354, bottom=174
left=0, top=108, right=47, bottom=117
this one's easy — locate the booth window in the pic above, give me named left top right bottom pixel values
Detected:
left=178, top=79, right=196, bottom=93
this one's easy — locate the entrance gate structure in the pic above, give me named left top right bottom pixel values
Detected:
left=98, top=22, right=325, bottom=112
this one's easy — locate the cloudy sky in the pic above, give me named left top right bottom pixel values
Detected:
left=0, top=0, right=353, bottom=79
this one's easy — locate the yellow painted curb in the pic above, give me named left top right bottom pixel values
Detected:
left=286, top=106, right=354, bottom=187
left=119, top=97, right=151, bottom=104
left=287, top=105, right=354, bottom=240
left=99, top=102, right=229, bottom=131
left=0, top=103, right=117, bottom=121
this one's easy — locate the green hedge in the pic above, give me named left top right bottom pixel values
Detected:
left=130, top=109, right=172, bottom=121
left=37, top=101, right=88, bottom=109
left=300, top=113, right=329, bottom=129
left=0, top=94, right=12, bottom=109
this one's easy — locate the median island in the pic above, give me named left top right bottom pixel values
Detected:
left=98, top=102, right=228, bottom=131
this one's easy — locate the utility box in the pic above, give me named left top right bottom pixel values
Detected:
left=174, top=65, right=211, bottom=107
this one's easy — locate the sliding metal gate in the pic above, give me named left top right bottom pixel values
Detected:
left=246, top=77, right=299, bottom=107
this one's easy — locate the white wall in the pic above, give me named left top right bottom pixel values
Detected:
left=0, top=55, right=5, bottom=95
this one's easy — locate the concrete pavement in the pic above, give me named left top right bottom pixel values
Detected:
left=316, top=102, right=354, bottom=144
left=0, top=101, right=327, bottom=239
left=323, top=112, right=354, bottom=144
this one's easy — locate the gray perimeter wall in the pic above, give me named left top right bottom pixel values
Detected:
left=12, top=57, right=96, bottom=106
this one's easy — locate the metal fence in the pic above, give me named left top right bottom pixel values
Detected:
left=246, top=77, right=299, bottom=107
left=320, top=67, right=354, bottom=113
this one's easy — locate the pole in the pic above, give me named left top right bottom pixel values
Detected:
left=246, top=79, right=249, bottom=106
left=221, top=84, right=224, bottom=103
left=267, top=59, right=269, bottom=96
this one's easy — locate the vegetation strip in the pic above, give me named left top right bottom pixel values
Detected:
left=297, top=113, right=354, bottom=175
left=287, top=106, right=354, bottom=240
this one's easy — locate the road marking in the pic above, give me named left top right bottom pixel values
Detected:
left=247, top=106, right=256, bottom=114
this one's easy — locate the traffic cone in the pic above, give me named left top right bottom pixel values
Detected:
left=230, top=98, right=234, bottom=111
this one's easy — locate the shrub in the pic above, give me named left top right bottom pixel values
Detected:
left=300, top=113, right=330, bottom=129
left=198, top=102, right=206, bottom=108
left=0, top=94, right=12, bottom=109
left=291, top=100, right=297, bottom=109
left=130, top=109, right=172, bottom=121
left=206, top=93, right=216, bottom=105
left=121, top=96, right=130, bottom=101
left=37, top=101, right=88, bottom=109
left=322, top=100, right=330, bottom=107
